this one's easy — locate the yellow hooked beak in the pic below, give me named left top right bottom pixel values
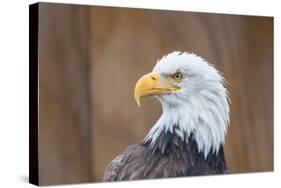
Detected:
left=134, top=72, right=180, bottom=107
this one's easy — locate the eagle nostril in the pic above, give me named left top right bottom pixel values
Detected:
left=151, top=76, right=157, bottom=81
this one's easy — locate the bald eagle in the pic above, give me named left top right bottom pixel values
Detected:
left=103, top=51, right=230, bottom=181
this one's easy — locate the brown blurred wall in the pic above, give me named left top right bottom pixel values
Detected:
left=38, top=3, right=92, bottom=185
left=37, top=3, right=273, bottom=185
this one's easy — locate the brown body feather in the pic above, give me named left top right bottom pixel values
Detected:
left=103, top=131, right=228, bottom=181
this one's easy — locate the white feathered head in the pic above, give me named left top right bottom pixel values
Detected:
left=134, top=51, right=230, bottom=157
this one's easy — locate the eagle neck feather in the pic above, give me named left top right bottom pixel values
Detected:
left=144, top=90, right=229, bottom=158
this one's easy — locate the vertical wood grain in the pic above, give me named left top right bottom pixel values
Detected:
left=38, top=3, right=91, bottom=185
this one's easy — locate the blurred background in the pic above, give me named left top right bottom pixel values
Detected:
left=37, top=3, right=273, bottom=185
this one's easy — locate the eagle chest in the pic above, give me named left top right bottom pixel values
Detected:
left=103, top=133, right=227, bottom=181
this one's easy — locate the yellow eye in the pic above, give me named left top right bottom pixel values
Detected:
left=173, top=72, right=183, bottom=81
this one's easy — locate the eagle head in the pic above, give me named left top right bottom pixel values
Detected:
left=134, top=51, right=230, bottom=157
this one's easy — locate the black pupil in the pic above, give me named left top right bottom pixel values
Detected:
left=175, top=73, right=181, bottom=79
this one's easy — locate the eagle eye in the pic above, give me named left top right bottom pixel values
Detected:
left=172, top=72, right=183, bottom=81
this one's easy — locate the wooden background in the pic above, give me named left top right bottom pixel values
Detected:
left=37, top=3, right=273, bottom=185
